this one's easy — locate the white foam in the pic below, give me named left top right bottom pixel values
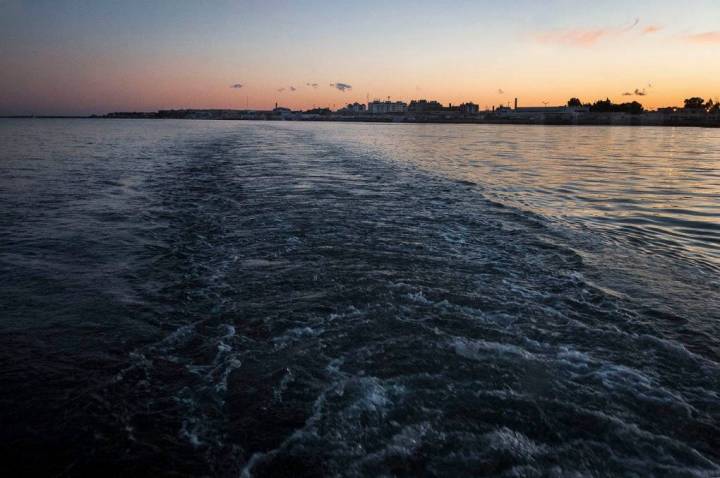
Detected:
left=452, top=336, right=535, bottom=361
left=482, top=427, right=548, bottom=459
left=405, top=290, right=432, bottom=304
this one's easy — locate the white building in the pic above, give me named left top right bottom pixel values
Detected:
left=497, top=105, right=588, bottom=118
left=368, top=100, right=407, bottom=114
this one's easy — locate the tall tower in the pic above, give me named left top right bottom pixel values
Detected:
left=514, top=98, right=518, bottom=110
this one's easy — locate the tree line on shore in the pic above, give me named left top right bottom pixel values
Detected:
left=566, top=97, right=720, bottom=114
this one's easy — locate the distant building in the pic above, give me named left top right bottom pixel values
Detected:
left=407, top=99, right=444, bottom=113
left=368, top=100, right=407, bottom=114
left=272, top=106, right=294, bottom=120
left=458, top=102, right=479, bottom=114
left=304, top=107, right=332, bottom=115
left=498, top=105, right=588, bottom=117
left=513, top=106, right=572, bottom=114
left=342, top=102, right=366, bottom=113
left=680, top=107, right=710, bottom=116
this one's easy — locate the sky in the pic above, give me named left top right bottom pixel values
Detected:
left=0, top=0, right=719, bottom=115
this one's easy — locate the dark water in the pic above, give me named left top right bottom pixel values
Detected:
left=1, top=119, right=719, bottom=477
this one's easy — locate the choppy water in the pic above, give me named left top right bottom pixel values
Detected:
left=1, top=119, right=719, bottom=477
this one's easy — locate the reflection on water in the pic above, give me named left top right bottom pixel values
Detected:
left=0, top=119, right=719, bottom=476
left=295, top=123, right=720, bottom=267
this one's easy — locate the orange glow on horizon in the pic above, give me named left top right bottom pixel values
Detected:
left=1, top=1, right=718, bottom=115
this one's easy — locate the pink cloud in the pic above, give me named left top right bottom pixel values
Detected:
left=535, top=18, right=640, bottom=47
left=535, top=29, right=610, bottom=46
left=685, top=31, right=720, bottom=43
left=643, top=25, right=662, bottom=34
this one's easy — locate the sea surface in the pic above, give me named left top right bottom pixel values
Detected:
left=1, top=119, right=719, bottom=477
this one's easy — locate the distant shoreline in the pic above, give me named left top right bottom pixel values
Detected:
left=3, top=114, right=719, bottom=128
left=0, top=115, right=90, bottom=119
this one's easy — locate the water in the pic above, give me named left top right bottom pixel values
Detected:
left=1, top=119, right=719, bottom=477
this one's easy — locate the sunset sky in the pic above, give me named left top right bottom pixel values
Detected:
left=1, top=0, right=719, bottom=115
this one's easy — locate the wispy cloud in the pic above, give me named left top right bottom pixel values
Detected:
left=497, top=88, right=504, bottom=95
left=622, top=88, right=647, bottom=96
left=230, top=83, right=243, bottom=89
left=331, top=82, right=352, bottom=92
left=277, top=87, right=285, bottom=92
left=535, top=17, right=640, bottom=46
left=622, top=18, right=640, bottom=32
left=684, top=31, right=720, bottom=43
left=643, top=25, right=662, bottom=34
left=289, top=86, right=297, bottom=92
left=306, top=82, right=319, bottom=89
left=536, top=29, right=608, bottom=46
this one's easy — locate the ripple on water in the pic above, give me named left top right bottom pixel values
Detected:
left=0, top=120, right=718, bottom=476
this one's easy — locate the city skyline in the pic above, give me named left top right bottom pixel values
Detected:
left=1, top=0, right=719, bottom=115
